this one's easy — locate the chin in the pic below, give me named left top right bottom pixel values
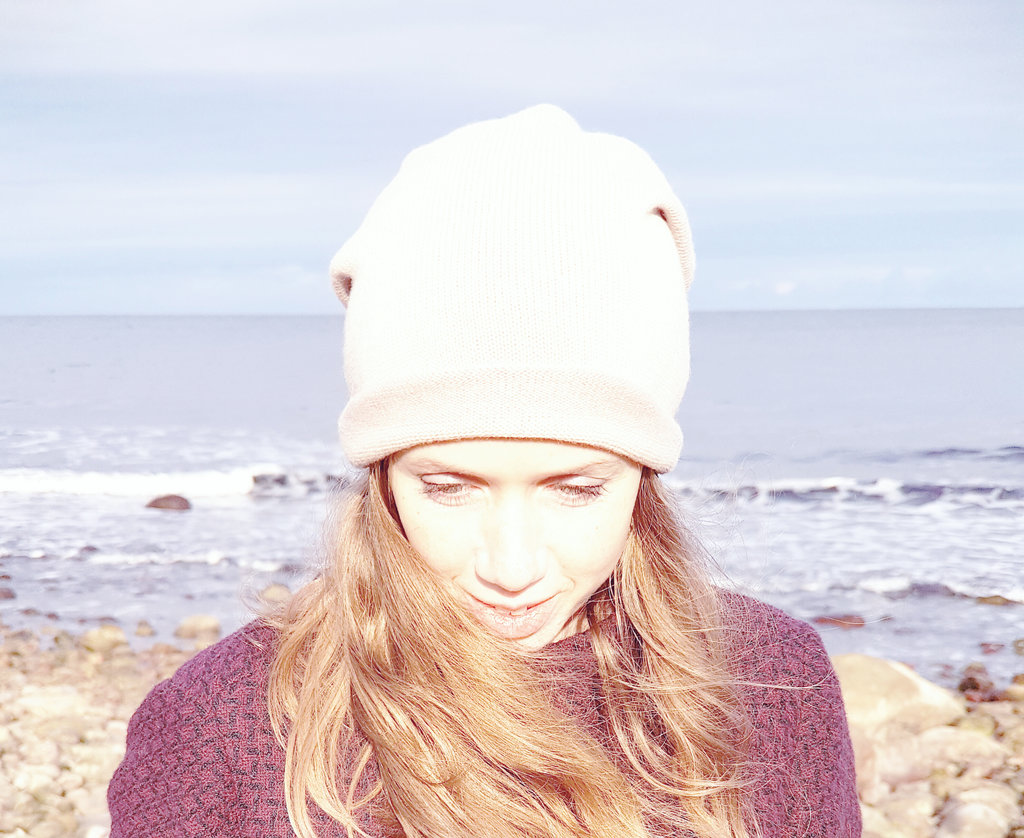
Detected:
left=517, top=611, right=584, bottom=651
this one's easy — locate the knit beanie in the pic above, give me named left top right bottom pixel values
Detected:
left=329, top=104, right=695, bottom=473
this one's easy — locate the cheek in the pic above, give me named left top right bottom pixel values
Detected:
left=399, top=508, right=476, bottom=578
left=548, top=506, right=633, bottom=585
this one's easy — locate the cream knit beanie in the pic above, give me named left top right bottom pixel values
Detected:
left=330, top=104, right=694, bottom=472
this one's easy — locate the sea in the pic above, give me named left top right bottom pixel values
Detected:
left=1, top=310, right=1022, bottom=687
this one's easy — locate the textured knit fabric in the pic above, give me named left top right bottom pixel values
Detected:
left=108, top=596, right=861, bottom=837
left=329, top=105, right=695, bottom=473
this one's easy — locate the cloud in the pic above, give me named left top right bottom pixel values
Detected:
left=3, top=0, right=1019, bottom=116
left=685, top=174, right=1024, bottom=202
left=1, top=0, right=1020, bottom=313
left=1, top=172, right=366, bottom=250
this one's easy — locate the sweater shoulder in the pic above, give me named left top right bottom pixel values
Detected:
left=718, top=594, right=861, bottom=836
left=162, top=620, right=278, bottom=700
left=108, top=621, right=285, bottom=836
left=718, top=591, right=833, bottom=687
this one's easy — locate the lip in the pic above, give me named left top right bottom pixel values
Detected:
left=470, top=593, right=555, bottom=612
left=464, top=593, right=558, bottom=640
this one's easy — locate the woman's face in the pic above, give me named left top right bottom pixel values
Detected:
left=388, top=438, right=642, bottom=650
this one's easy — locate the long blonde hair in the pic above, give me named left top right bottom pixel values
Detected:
left=267, top=463, right=756, bottom=838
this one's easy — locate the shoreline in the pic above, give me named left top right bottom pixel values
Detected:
left=2, top=620, right=1022, bottom=838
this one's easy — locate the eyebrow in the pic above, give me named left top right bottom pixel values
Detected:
left=401, top=458, right=465, bottom=473
left=400, top=456, right=626, bottom=477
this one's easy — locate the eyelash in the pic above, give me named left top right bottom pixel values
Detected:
left=557, top=484, right=605, bottom=504
left=419, top=481, right=605, bottom=506
left=420, top=482, right=472, bottom=506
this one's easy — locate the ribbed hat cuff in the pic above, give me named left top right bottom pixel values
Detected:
left=339, top=369, right=682, bottom=472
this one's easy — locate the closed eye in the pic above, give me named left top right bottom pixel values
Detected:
left=553, top=483, right=605, bottom=506
left=420, top=479, right=474, bottom=506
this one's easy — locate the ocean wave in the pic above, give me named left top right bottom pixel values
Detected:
left=1, top=466, right=1020, bottom=512
left=749, top=575, right=1024, bottom=605
left=669, top=476, right=1024, bottom=509
left=918, top=445, right=1024, bottom=462
left=0, top=467, right=260, bottom=498
left=84, top=549, right=231, bottom=567
left=0, top=466, right=348, bottom=499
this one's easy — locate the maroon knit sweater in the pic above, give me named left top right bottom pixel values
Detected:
left=108, top=597, right=861, bottom=836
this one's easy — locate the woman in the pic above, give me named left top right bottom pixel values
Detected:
left=108, top=105, right=860, bottom=837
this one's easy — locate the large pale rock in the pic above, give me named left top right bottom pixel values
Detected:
left=260, top=583, right=291, bottom=605
left=833, top=654, right=965, bottom=737
left=58, top=772, right=85, bottom=793
left=12, top=685, right=83, bottom=720
left=173, top=614, right=221, bottom=640
left=917, top=727, right=1011, bottom=780
left=81, top=624, right=127, bottom=654
left=851, top=725, right=888, bottom=804
left=11, top=764, right=59, bottom=794
left=953, top=781, right=1021, bottom=821
left=22, top=738, right=59, bottom=765
left=860, top=803, right=902, bottom=838
left=875, top=727, right=1010, bottom=787
left=27, top=816, right=78, bottom=838
left=936, top=801, right=1013, bottom=838
left=877, top=783, right=937, bottom=838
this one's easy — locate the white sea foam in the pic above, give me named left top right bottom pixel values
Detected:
left=0, top=466, right=275, bottom=498
left=85, top=549, right=230, bottom=567
left=668, top=475, right=1024, bottom=511
left=944, top=579, right=1024, bottom=604
left=859, top=575, right=914, bottom=595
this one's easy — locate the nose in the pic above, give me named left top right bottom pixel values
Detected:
left=475, top=496, right=546, bottom=594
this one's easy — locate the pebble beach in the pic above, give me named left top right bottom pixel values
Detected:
left=1, top=615, right=1022, bottom=838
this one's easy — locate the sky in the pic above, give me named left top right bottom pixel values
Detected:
left=1, top=0, right=1021, bottom=314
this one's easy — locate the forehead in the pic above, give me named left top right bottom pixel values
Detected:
left=391, top=438, right=633, bottom=478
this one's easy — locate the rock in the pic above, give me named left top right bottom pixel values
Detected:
left=969, top=699, right=1020, bottom=733
left=812, top=613, right=866, bottom=629
left=260, top=583, right=291, bottom=605
left=13, top=685, right=86, bottom=719
left=145, top=494, right=191, bottom=510
left=847, top=723, right=886, bottom=802
left=905, top=727, right=1009, bottom=783
left=954, top=781, right=1022, bottom=821
left=976, top=595, right=1013, bottom=606
left=833, top=654, right=965, bottom=737
left=860, top=803, right=903, bottom=838
left=1013, top=638, right=1024, bottom=655
left=81, top=625, right=127, bottom=654
left=937, top=801, right=1013, bottom=837
left=1001, top=683, right=1024, bottom=702
left=0, top=587, right=15, bottom=600
left=12, top=764, right=59, bottom=794
left=29, top=818, right=79, bottom=838
left=173, top=614, right=220, bottom=640
left=877, top=783, right=937, bottom=837
left=956, top=712, right=996, bottom=737
left=958, top=662, right=1001, bottom=702
left=134, top=620, right=155, bottom=637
